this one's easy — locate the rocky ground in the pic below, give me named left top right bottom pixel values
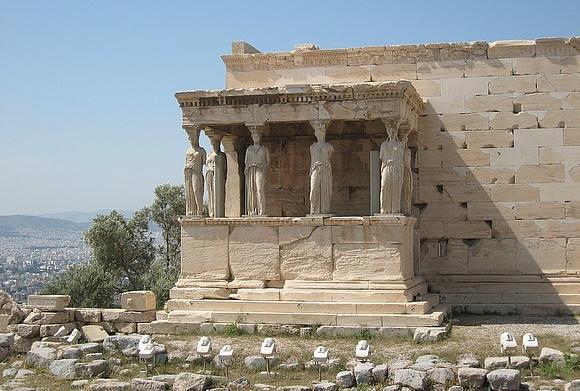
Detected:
left=0, top=315, right=579, bottom=390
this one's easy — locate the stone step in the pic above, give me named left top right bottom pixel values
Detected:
left=441, top=293, right=580, bottom=305
left=234, top=288, right=427, bottom=303
left=451, top=303, right=580, bottom=316
left=429, top=276, right=580, bottom=295
left=163, top=309, right=445, bottom=328
left=165, top=294, right=440, bottom=315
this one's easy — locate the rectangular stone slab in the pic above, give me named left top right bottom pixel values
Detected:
left=27, top=295, right=70, bottom=311
left=279, top=226, right=332, bottom=280
left=229, top=226, right=280, bottom=281
left=181, top=225, right=229, bottom=280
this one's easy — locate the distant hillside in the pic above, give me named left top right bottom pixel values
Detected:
left=0, top=215, right=89, bottom=235
left=38, top=209, right=134, bottom=223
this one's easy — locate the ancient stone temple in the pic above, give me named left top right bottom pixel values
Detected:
left=162, top=38, right=580, bottom=333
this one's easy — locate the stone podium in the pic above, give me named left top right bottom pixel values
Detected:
left=160, top=81, right=445, bottom=332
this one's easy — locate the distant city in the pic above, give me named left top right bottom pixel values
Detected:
left=0, top=210, right=141, bottom=302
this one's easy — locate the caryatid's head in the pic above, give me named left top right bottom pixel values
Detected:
left=251, top=130, right=262, bottom=145
left=210, top=137, right=221, bottom=153
left=387, top=125, right=399, bottom=140
left=186, top=127, right=200, bottom=147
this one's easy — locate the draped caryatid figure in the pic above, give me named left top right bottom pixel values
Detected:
left=400, top=133, right=413, bottom=216
left=245, top=127, right=270, bottom=216
left=379, top=120, right=405, bottom=215
left=205, top=134, right=226, bottom=217
left=309, top=120, right=334, bottom=215
left=184, top=126, right=206, bottom=216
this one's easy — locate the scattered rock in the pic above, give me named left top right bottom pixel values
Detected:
left=354, top=362, right=375, bottom=385
left=75, top=359, right=108, bottom=378
left=87, top=379, right=131, bottom=390
left=0, top=333, right=14, bottom=349
left=413, top=326, right=448, bottom=342
left=103, top=334, right=141, bottom=357
left=393, top=369, right=427, bottom=390
left=372, top=363, right=389, bottom=383
left=152, top=374, right=177, bottom=386
left=131, top=378, right=167, bottom=391
left=457, top=354, right=480, bottom=368
left=15, top=368, right=35, bottom=379
left=48, top=358, right=78, bottom=379
left=86, top=352, right=104, bottom=360
left=0, top=346, right=8, bottom=362
left=244, top=355, right=267, bottom=370
left=17, top=324, right=40, bottom=338
left=71, top=379, right=90, bottom=388
left=81, top=325, right=109, bottom=343
left=62, top=347, right=82, bottom=359
left=13, top=335, right=33, bottom=353
left=278, top=362, right=302, bottom=371
left=447, top=386, right=464, bottom=391
left=457, top=367, right=488, bottom=389
left=409, top=361, right=435, bottom=371
left=79, top=342, right=103, bottom=355
left=427, top=367, right=455, bottom=385
left=254, top=384, right=275, bottom=391
left=0, top=290, right=25, bottom=324
left=565, top=379, right=580, bottom=391
left=2, top=368, right=17, bottom=378
left=539, top=347, right=565, bottom=366
left=173, top=372, right=212, bottom=391
left=26, top=347, right=57, bottom=368
left=415, top=354, right=439, bottom=363
left=487, top=369, right=521, bottom=391
left=277, top=386, right=311, bottom=391
left=313, top=382, right=337, bottom=391
left=336, top=370, right=355, bottom=388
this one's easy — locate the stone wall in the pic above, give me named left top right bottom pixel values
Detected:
left=220, top=38, right=580, bottom=306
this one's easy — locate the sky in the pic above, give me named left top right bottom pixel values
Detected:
left=1, top=0, right=579, bottom=215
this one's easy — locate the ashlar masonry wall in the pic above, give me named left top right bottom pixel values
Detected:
left=220, top=38, right=580, bottom=311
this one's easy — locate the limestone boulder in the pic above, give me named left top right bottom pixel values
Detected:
left=13, top=335, right=34, bottom=353
left=103, top=335, right=141, bottom=357
left=87, top=379, right=131, bottom=390
left=393, top=369, right=427, bottom=390
left=565, top=379, right=580, bottom=391
left=81, top=325, right=109, bottom=343
left=78, top=342, right=103, bottom=355
left=131, top=378, right=167, bottom=391
left=62, top=347, right=82, bottom=359
left=75, top=359, right=108, bottom=378
left=539, top=347, right=565, bottom=366
left=457, top=353, right=480, bottom=368
left=74, top=308, right=102, bottom=323
left=152, top=374, right=177, bottom=387
left=313, top=382, right=337, bottom=391
left=0, top=333, right=14, bottom=349
left=26, top=347, right=57, bottom=368
left=414, top=327, right=448, bottom=342
left=458, top=367, right=488, bottom=389
left=173, top=372, right=212, bottom=391
left=354, top=362, right=375, bottom=385
left=244, top=355, right=267, bottom=370
left=372, top=363, right=389, bottom=383
left=2, top=368, right=17, bottom=378
left=336, top=370, right=355, bottom=388
left=48, top=358, right=78, bottom=379
left=427, top=367, right=455, bottom=385
left=486, top=369, right=521, bottom=391
left=17, top=324, right=40, bottom=338
left=15, top=368, right=35, bottom=379
left=121, top=291, right=156, bottom=312
left=27, top=295, right=70, bottom=311
left=0, top=290, right=24, bottom=325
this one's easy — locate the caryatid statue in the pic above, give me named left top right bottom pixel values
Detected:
left=244, top=126, right=270, bottom=216
left=205, top=131, right=226, bottom=217
left=309, top=120, right=334, bottom=215
left=379, top=119, right=405, bottom=215
left=184, top=126, right=206, bottom=216
left=400, top=133, right=413, bottom=216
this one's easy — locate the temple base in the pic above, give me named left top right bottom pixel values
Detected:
left=157, top=216, right=445, bottom=333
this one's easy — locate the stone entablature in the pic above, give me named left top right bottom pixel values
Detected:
left=222, top=37, right=580, bottom=72
left=176, top=82, right=424, bottom=130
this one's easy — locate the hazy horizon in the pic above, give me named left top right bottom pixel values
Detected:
left=1, top=0, right=579, bottom=215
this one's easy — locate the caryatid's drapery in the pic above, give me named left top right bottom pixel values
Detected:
left=309, top=120, right=334, bottom=215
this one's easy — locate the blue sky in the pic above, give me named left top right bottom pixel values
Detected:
left=1, top=0, right=579, bottom=215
